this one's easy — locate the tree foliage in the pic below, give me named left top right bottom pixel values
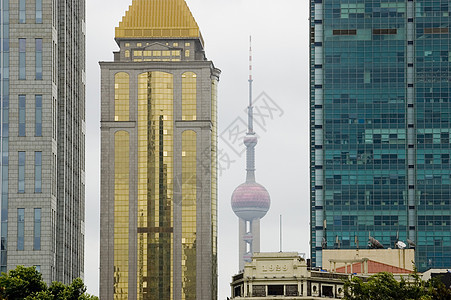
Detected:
left=0, top=266, right=98, bottom=300
left=343, top=271, right=451, bottom=300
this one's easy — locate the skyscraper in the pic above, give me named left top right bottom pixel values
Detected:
left=99, top=1, right=220, bottom=299
left=231, top=38, right=270, bottom=271
left=0, top=0, right=86, bottom=283
left=310, top=0, right=451, bottom=271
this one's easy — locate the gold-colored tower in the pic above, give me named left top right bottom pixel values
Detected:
left=100, top=1, right=220, bottom=299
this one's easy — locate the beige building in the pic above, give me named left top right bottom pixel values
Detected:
left=322, top=249, right=415, bottom=275
left=230, top=252, right=349, bottom=299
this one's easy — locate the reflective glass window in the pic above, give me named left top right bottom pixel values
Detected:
left=17, top=209, right=24, bottom=250
left=19, top=0, right=25, bottom=23
left=19, top=39, right=26, bottom=79
left=182, top=72, right=196, bottom=120
left=114, top=73, right=129, bottom=121
left=182, top=130, right=197, bottom=299
left=1, top=0, right=10, bottom=274
left=18, top=152, right=25, bottom=193
left=35, top=152, right=41, bottom=193
left=18, top=95, right=25, bottom=136
left=137, top=72, right=174, bottom=299
left=35, top=39, right=42, bottom=80
left=35, top=0, right=42, bottom=23
left=35, top=95, right=42, bottom=136
left=33, top=208, right=41, bottom=250
left=114, top=131, right=129, bottom=297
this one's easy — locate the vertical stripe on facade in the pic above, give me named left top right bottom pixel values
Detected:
left=114, top=130, right=130, bottom=298
left=137, top=72, right=174, bottom=300
left=181, top=130, right=196, bottom=300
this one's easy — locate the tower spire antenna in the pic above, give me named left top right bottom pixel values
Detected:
left=232, top=36, right=270, bottom=270
left=244, top=35, right=257, bottom=183
left=248, top=35, right=254, bottom=134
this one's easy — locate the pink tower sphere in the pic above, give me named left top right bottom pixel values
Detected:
left=231, top=182, right=270, bottom=221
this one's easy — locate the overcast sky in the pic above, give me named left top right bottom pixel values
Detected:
left=85, top=0, right=309, bottom=298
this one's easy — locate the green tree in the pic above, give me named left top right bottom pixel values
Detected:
left=426, top=276, right=451, bottom=300
left=0, top=266, right=98, bottom=300
left=343, top=271, right=451, bottom=300
left=0, top=266, right=47, bottom=300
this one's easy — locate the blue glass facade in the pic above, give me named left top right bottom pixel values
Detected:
left=310, top=0, right=451, bottom=271
left=0, top=0, right=9, bottom=274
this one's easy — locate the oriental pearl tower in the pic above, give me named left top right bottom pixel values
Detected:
left=231, top=37, right=271, bottom=270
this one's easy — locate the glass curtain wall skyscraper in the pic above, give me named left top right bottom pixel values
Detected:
left=310, top=0, right=450, bottom=271
left=0, top=0, right=86, bottom=283
left=99, top=1, right=220, bottom=299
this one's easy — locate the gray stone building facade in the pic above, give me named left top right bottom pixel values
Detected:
left=99, top=1, right=220, bottom=299
left=0, top=0, right=86, bottom=284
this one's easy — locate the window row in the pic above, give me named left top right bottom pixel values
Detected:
left=19, top=0, right=42, bottom=24
left=17, top=208, right=41, bottom=251
left=19, top=95, right=42, bottom=137
left=19, top=38, right=43, bottom=80
left=18, top=151, right=42, bottom=193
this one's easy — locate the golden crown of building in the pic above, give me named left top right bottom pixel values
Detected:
left=115, top=0, right=202, bottom=42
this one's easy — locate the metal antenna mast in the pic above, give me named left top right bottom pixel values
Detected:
left=245, top=36, right=257, bottom=183
left=248, top=35, right=254, bottom=135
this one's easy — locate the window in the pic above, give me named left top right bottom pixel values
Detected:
left=34, top=208, right=41, bottom=250
left=17, top=209, right=25, bottom=250
left=322, top=286, right=334, bottom=297
left=185, top=50, right=190, bottom=57
left=19, top=0, right=26, bottom=23
left=52, top=42, right=56, bottom=83
left=333, top=29, right=357, bottom=35
left=35, top=95, right=42, bottom=136
left=19, top=95, right=26, bottom=136
left=36, top=0, right=42, bottom=23
left=253, top=285, right=266, bottom=297
left=18, top=152, right=25, bottom=193
left=286, top=285, right=298, bottom=296
left=268, top=285, right=284, bottom=296
left=19, top=39, right=26, bottom=79
left=373, top=29, right=397, bottom=35
left=35, top=39, right=42, bottom=80
left=424, top=28, right=449, bottom=34
left=35, top=152, right=42, bottom=193
left=34, top=265, right=41, bottom=272
left=233, top=286, right=241, bottom=297
left=185, top=42, right=190, bottom=47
